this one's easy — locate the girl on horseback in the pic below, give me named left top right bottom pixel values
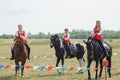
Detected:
left=62, top=28, right=72, bottom=58
left=91, top=20, right=109, bottom=56
left=10, top=24, right=30, bottom=60
left=63, top=28, right=71, bottom=44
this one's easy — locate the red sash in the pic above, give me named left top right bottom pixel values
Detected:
left=94, top=29, right=103, bottom=41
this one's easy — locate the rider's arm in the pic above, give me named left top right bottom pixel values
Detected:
left=24, top=31, right=27, bottom=38
left=63, top=34, right=70, bottom=40
left=15, top=31, right=18, bottom=36
left=97, top=28, right=103, bottom=35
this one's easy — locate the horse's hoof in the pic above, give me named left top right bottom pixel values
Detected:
left=80, top=72, right=84, bottom=74
left=21, top=75, right=24, bottom=78
left=94, top=78, right=98, bottom=80
left=78, top=71, right=83, bottom=74
left=58, top=72, right=62, bottom=74
left=99, top=76, right=102, bottom=79
left=88, top=77, right=91, bottom=80
left=61, top=72, right=64, bottom=75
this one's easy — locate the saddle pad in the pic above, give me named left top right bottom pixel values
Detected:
left=70, top=44, right=77, bottom=52
left=103, top=42, right=110, bottom=50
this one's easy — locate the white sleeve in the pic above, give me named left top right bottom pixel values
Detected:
left=64, top=34, right=70, bottom=40
left=15, top=31, right=18, bottom=36
left=97, top=28, right=103, bottom=35
left=24, top=31, right=27, bottom=38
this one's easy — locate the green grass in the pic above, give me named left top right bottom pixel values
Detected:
left=0, top=39, right=120, bottom=80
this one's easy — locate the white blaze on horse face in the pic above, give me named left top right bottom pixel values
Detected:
left=60, top=42, right=63, bottom=48
left=50, top=42, right=53, bottom=47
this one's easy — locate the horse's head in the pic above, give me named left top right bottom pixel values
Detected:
left=14, top=36, right=24, bottom=47
left=83, top=37, right=94, bottom=51
left=50, top=34, right=60, bottom=48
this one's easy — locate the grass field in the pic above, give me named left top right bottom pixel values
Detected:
left=0, top=39, right=120, bottom=80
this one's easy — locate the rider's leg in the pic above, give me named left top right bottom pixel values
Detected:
left=97, top=40, right=109, bottom=57
left=64, top=43, right=69, bottom=58
left=67, top=43, right=73, bottom=58
left=63, top=42, right=70, bottom=58
left=25, top=43, right=30, bottom=60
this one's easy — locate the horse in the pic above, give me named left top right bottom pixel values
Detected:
left=50, top=34, right=85, bottom=74
left=12, top=36, right=28, bottom=77
left=83, top=37, right=112, bottom=80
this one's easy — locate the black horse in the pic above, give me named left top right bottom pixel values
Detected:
left=50, top=34, right=85, bottom=74
left=83, top=37, right=112, bottom=80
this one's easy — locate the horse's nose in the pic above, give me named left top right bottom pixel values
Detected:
left=50, top=43, right=53, bottom=48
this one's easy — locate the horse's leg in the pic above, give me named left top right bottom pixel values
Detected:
left=21, top=60, right=26, bottom=78
left=87, top=59, right=92, bottom=80
left=78, top=58, right=84, bottom=73
left=95, top=60, right=99, bottom=80
left=106, top=56, right=111, bottom=78
left=61, top=58, right=64, bottom=74
left=99, top=59, right=103, bottom=78
left=56, top=58, right=61, bottom=74
left=15, top=60, right=19, bottom=76
left=61, top=58, right=64, bottom=66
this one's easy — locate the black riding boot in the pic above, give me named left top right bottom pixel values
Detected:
left=10, top=50, right=14, bottom=60
left=25, top=43, right=30, bottom=60
left=64, top=43, right=71, bottom=59
left=97, top=40, right=109, bottom=57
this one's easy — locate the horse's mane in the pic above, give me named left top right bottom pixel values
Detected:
left=14, top=36, right=24, bottom=49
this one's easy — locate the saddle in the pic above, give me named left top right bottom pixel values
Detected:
left=70, top=43, right=77, bottom=53
left=103, top=42, right=111, bottom=51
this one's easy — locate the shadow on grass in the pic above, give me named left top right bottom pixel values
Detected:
left=0, top=74, right=31, bottom=80
left=112, top=72, right=120, bottom=76
left=0, top=73, right=72, bottom=80
left=31, top=73, right=72, bottom=78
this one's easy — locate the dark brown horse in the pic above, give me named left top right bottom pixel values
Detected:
left=12, top=36, right=28, bottom=77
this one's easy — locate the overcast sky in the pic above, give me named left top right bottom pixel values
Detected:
left=0, top=0, right=120, bottom=34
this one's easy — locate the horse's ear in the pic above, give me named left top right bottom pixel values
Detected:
left=51, top=35, right=53, bottom=37
left=55, top=34, right=59, bottom=38
left=83, top=40, right=86, bottom=44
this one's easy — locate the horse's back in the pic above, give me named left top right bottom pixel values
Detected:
left=75, top=43, right=85, bottom=58
left=103, top=41, right=112, bottom=51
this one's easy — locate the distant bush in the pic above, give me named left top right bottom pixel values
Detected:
left=0, top=29, right=120, bottom=39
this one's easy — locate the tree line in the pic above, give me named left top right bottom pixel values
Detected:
left=0, top=29, right=120, bottom=39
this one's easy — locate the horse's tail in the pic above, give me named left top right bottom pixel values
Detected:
left=82, top=46, right=86, bottom=62
left=83, top=57, right=86, bottom=62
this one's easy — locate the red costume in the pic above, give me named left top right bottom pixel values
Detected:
left=16, top=31, right=27, bottom=43
left=18, top=31, right=25, bottom=37
left=63, top=33, right=71, bottom=44
left=94, top=29, right=103, bottom=41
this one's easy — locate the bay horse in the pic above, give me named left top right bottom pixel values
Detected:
left=12, top=36, right=28, bottom=77
left=83, top=37, right=112, bottom=80
left=50, top=35, right=85, bottom=74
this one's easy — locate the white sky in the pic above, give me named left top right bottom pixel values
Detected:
left=0, top=0, right=120, bottom=34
